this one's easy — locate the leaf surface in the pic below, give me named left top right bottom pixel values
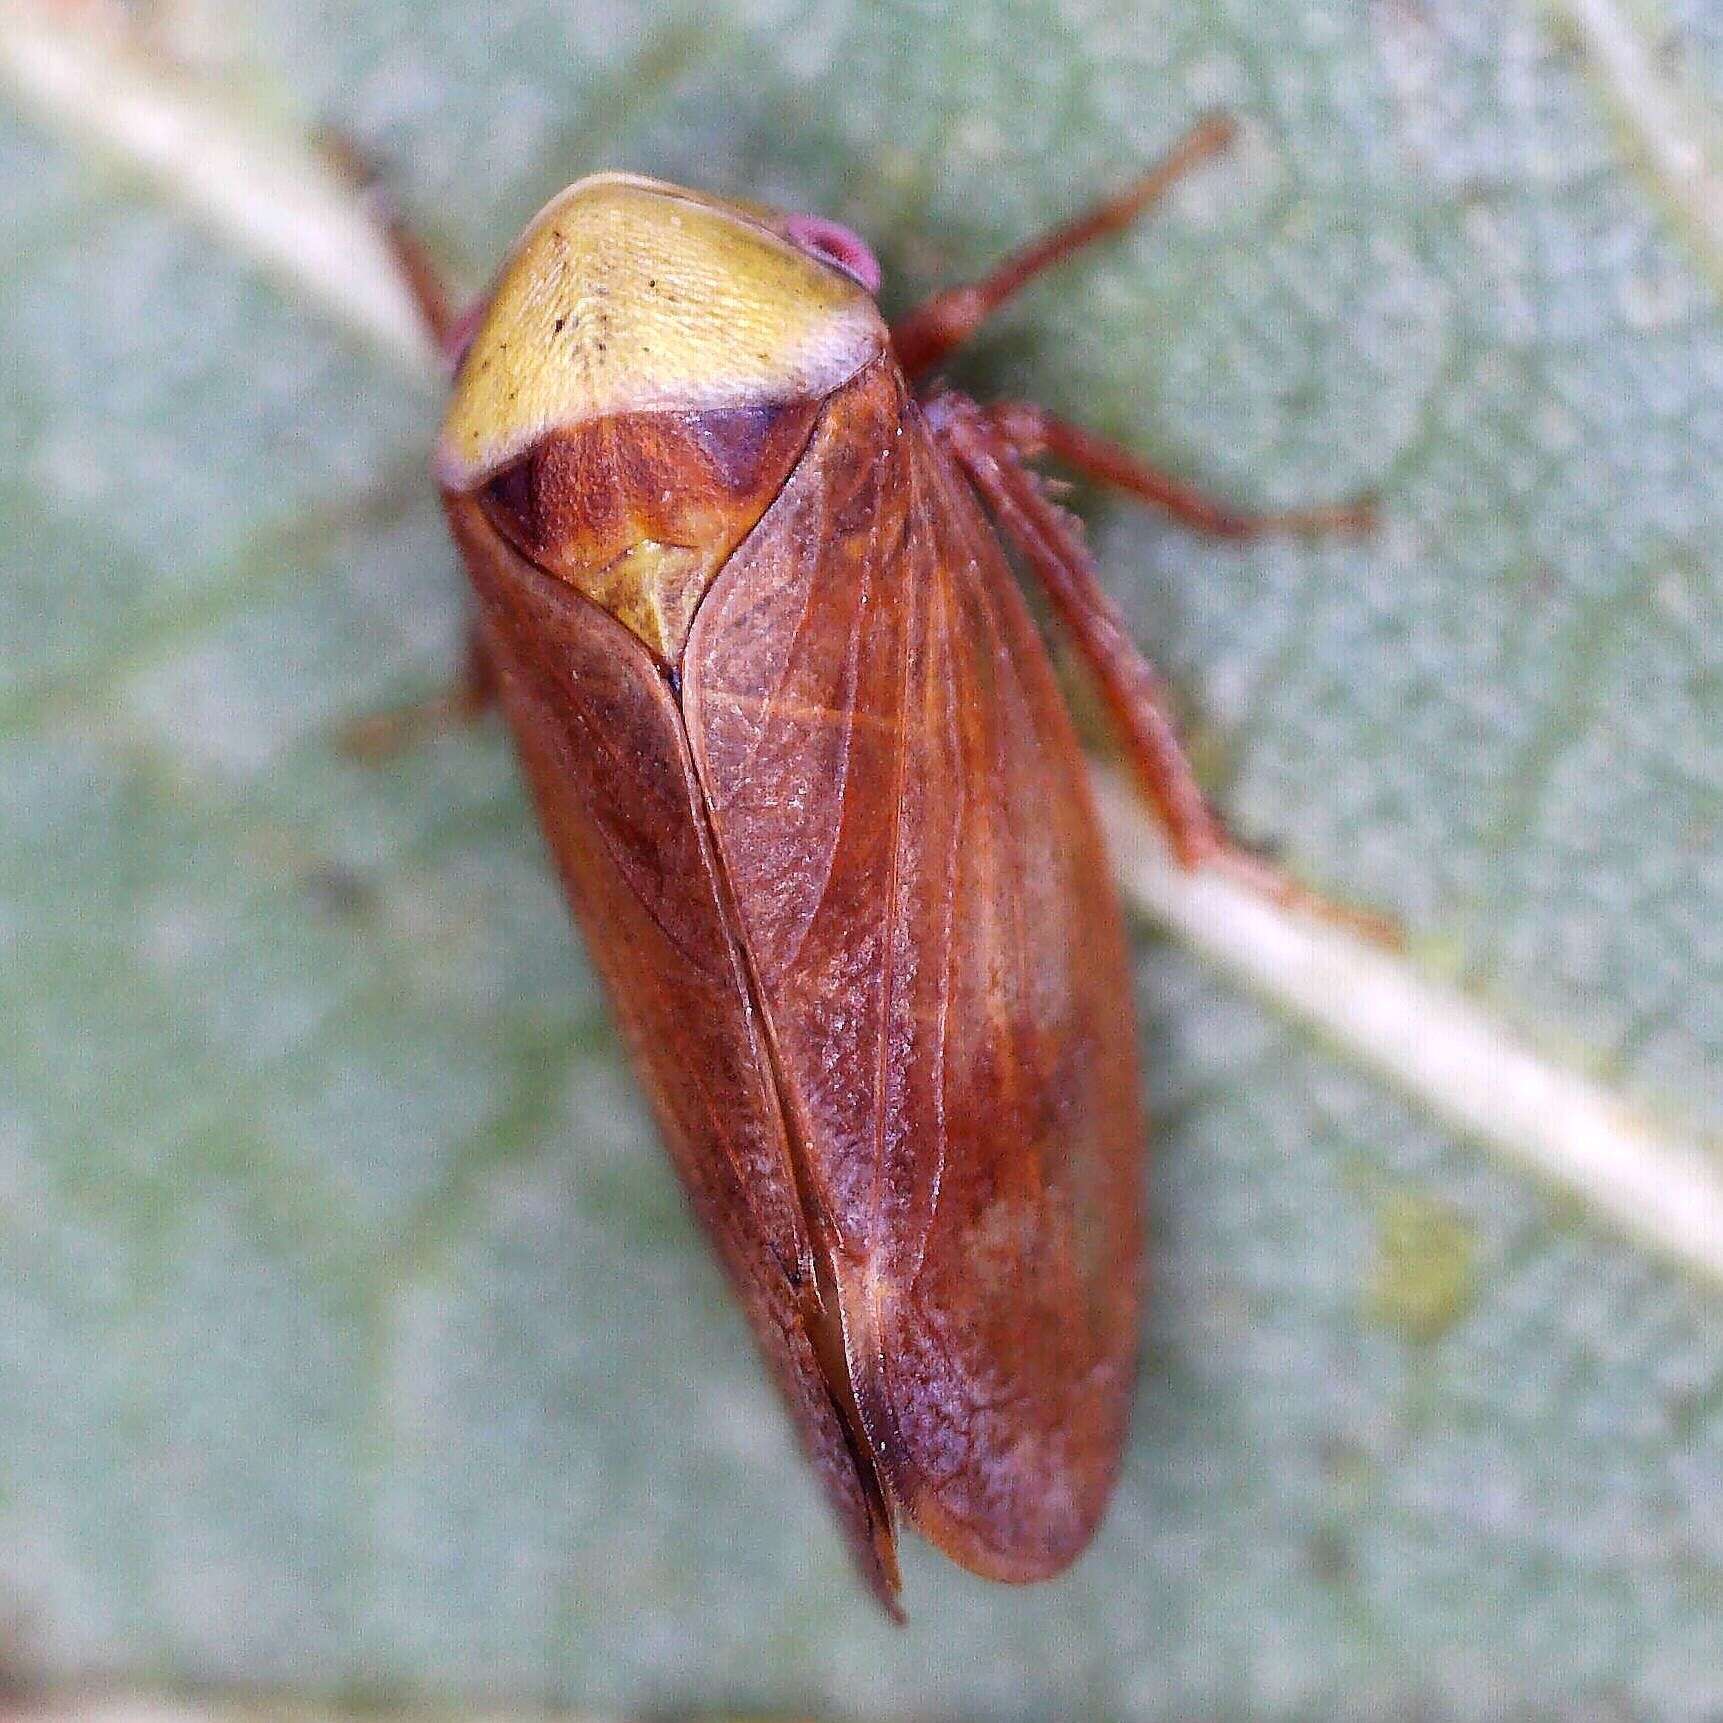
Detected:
left=1, top=0, right=1721, bottom=1713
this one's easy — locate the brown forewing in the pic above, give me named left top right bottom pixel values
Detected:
left=444, top=493, right=903, bottom=1610
left=683, top=355, right=1144, bottom=1580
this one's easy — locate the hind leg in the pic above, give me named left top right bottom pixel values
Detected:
left=930, top=392, right=1395, bottom=941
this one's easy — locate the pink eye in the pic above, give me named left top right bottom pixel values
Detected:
left=782, top=214, right=883, bottom=294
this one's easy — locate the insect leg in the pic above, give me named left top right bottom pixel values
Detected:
left=318, top=129, right=466, bottom=359
left=987, top=402, right=1377, bottom=538
left=932, top=394, right=1395, bottom=937
left=338, top=620, right=498, bottom=762
left=891, top=112, right=1237, bottom=381
left=324, top=134, right=500, bottom=759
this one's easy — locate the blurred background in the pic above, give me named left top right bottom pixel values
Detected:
left=1, top=0, right=1721, bottom=1717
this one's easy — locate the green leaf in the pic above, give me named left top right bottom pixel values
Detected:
left=2, top=0, right=1721, bottom=1714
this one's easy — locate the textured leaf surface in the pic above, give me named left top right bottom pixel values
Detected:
left=2, top=0, right=1721, bottom=1715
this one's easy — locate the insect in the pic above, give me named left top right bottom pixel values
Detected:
left=368, top=113, right=1371, bottom=1616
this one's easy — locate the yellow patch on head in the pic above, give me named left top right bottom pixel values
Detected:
left=436, top=174, right=887, bottom=491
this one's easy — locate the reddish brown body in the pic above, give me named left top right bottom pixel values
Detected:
left=416, top=126, right=1362, bottom=1613
left=446, top=350, right=1140, bottom=1605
